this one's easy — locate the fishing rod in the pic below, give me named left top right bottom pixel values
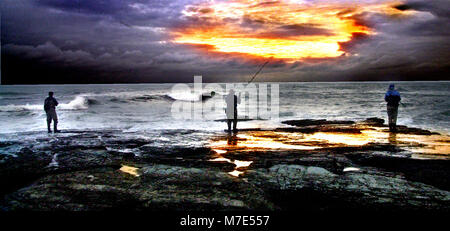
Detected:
left=247, top=59, right=270, bottom=84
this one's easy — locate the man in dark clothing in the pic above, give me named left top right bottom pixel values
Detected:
left=384, top=84, right=401, bottom=132
left=44, top=91, right=59, bottom=133
left=225, top=89, right=240, bottom=133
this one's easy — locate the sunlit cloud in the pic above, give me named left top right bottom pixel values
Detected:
left=3, top=0, right=447, bottom=83
left=171, top=0, right=411, bottom=61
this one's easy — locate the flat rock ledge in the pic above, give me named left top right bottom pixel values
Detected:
left=3, top=164, right=274, bottom=211
left=246, top=165, right=450, bottom=212
left=0, top=118, right=449, bottom=212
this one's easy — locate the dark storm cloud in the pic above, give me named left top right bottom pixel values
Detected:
left=338, top=33, right=371, bottom=53
left=36, top=0, right=185, bottom=27
left=1, top=0, right=449, bottom=84
left=392, top=0, right=450, bottom=18
left=1, top=0, right=213, bottom=83
left=393, top=4, right=413, bottom=11
left=38, top=0, right=126, bottom=14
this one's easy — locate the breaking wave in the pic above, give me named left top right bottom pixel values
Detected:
left=128, top=93, right=209, bottom=102
left=0, top=95, right=93, bottom=112
left=0, top=104, right=42, bottom=112
left=129, top=95, right=170, bottom=102
left=58, top=96, right=91, bottom=110
left=166, top=91, right=217, bottom=102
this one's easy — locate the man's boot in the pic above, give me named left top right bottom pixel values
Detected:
left=54, top=123, right=60, bottom=133
left=47, top=123, right=52, bottom=133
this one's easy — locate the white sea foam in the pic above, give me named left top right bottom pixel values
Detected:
left=0, top=95, right=90, bottom=111
left=47, top=154, right=59, bottom=168
left=0, top=82, right=448, bottom=134
left=0, top=104, right=42, bottom=111
left=59, top=96, right=89, bottom=110
left=167, top=92, right=202, bottom=101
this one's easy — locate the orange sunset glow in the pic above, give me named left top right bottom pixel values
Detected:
left=171, top=0, right=409, bottom=61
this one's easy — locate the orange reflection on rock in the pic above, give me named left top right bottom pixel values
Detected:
left=306, top=132, right=371, bottom=146
left=210, top=148, right=253, bottom=177
left=393, top=134, right=450, bottom=156
left=211, top=133, right=319, bottom=150
left=119, top=165, right=140, bottom=177
left=228, top=170, right=243, bottom=177
left=210, top=128, right=450, bottom=158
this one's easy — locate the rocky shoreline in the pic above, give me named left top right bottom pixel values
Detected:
left=0, top=118, right=449, bottom=211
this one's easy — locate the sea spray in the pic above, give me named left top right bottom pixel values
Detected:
left=0, top=95, right=91, bottom=111
left=58, top=96, right=90, bottom=110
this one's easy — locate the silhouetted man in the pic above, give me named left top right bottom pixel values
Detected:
left=44, top=91, right=59, bottom=133
left=225, top=89, right=240, bottom=133
left=385, top=84, right=401, bottom=132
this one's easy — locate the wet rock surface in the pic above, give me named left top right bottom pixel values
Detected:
left=4, top=165, right=273, bottom=211
left=0, top=118, right=449, bottom=211
left=282, top=119, right=355, bottom=127
left=246, top=165, right=450, bottom=212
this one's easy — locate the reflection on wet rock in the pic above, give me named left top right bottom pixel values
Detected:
left=0, top=118, right=449, bottom=211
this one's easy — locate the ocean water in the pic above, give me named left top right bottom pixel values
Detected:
left=0, top=82, right=449, bottom=135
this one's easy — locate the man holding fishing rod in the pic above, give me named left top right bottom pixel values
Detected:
left=225, top=89, right=240, bottom=133
left=223, top=59, right=269, bottom=132
left=385, top=84, right=401, bottom=132
left=44, top=91, right=60, bottom=133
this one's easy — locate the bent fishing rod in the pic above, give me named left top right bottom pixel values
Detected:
left=247, top=59, right=270, bottom=84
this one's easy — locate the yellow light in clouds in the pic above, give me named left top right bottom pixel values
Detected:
left=172, top=0, right=406, bottom=60
left=174, top=37, right=343, bottom=59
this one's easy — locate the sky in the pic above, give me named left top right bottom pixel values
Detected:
left=1, top=0, right=449, bottom=84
